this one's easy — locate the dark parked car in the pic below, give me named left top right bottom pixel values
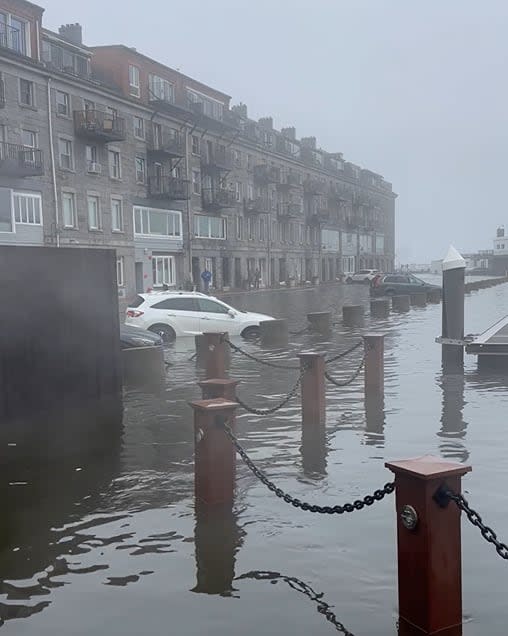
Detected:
left=120, top=324, right=163, bottom=349
left=371, top=273, right=441, bottom=297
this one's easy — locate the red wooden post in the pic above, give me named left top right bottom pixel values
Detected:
left=364, top=334, right=384, bottom=396
left=199, top=378, right=239, bottom=400
left=190, top=398, right=238, bottom=506
left=386, top=455, right=472, bottom=635
left=203, top=332, right=228, bottom=379
left=299, top=353, right=326, bottom=429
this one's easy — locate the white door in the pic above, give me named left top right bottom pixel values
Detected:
left=148, top=297, right=201, bottom=335
left=197, top=297, right=240, bottom=335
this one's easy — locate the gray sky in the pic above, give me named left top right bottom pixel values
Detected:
left=43, top=0, right=508, bottom=263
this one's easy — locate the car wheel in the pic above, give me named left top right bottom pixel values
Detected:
left=346, top=277, right=353, bottom=284
left=241, top=326, right=260, bottom=340
left=148, top=324, right=176, bottom=343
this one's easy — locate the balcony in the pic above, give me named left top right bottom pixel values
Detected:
left=307, top=205, right=330, bottom=225
left=244, top=197, right=270, bottom=215
left=202, top=188, right=237, bottom=212
left=0, top=78, right=4, bottom=108
left=148, top=175, right=190, bottom=200
left=147, top=128, right=185, bottom=159
left=303, top=177, right=326, bottom=195
left=277, top=202, right=302, bottom=218
left=74, top=110, right=126, bottom=143
left=253, top=164, right=279, bottom=185
left=201, top=146, right=233, bottom=173
left=0, top=142, right=44, bottom=177
left=277, top=171, right=302, bottom=190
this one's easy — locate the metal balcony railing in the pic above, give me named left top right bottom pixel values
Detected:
left=303, top=178, right=327, bottom=195
left=277, top=202, right=302, bottom=218
left=74, top=110, right=126, bottom=143
left=253, top=164, right=280, bottom=184
left=202, top=188, right=237, bottom=211
left=0, top=142, right=44, bottom=177
left=277, top=172, right=302, bottom=189
left=201, top=146, right=233, bottom=172
left=148, top=175, right=190, bottom=200
left=147, top=128, right=185, bottom=158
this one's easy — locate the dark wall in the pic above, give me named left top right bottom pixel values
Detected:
left=492, top=256, right=508, bottom=276
left=0, top=246, right=121, bottom=427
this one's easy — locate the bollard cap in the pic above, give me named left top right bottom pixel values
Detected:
left=443, top=245, right=466, bottom=272
left=386, top=455, right=471, bottom=480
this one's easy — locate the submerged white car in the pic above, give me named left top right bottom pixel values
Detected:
left=345, top=269, right=380, bottom=284
left=125, top=291, right=275, bottom=342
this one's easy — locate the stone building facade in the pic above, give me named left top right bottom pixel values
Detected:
left=0, top=0, right=396, bottom=305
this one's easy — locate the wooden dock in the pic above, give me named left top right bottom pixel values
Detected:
left=466, top=315, right=508, bottom=367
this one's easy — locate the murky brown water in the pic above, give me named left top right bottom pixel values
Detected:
left=1, top=281, right=508, bottom=635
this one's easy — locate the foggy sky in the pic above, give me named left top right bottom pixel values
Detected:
left=42, top=0, right=508, bottom=263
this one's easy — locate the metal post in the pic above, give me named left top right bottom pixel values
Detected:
left=364, top=334, right=384, bottom=396
left=441, top=246, right=466, bottom=374
left=386, top=456, right=471, bottom=635
left=190, top=398, right=238, bottom=506
left=392, top=295, right=410, bottom=313
left=203, top=332, right=228, bottom=379
left=299, top=353, right=326, bottom=430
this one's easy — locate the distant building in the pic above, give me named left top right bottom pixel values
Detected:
left=492, top=227, right=508, bottom=275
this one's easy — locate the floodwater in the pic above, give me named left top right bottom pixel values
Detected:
left=2, top=281, right=508, bottom=635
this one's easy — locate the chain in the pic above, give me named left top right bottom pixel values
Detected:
left=235, top=370, right=304, bottom=415
left=443, top=489, right=508, bottom=560
left=224, top=338, right=300, bottom=370
left=325, top=341, right=363, bottom=366
left=224, top=423, right=394, bottom=513
left=325, top=356, right=365, bottom=388
left=289, top=325, right=310, bottom=336
left=236, top=570, right=355, bottom=635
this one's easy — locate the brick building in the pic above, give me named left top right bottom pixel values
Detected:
left=0, top=0, right=396, bottom=303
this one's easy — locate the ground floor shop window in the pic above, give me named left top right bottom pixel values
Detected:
left=152, top=255, right=175, bottom=287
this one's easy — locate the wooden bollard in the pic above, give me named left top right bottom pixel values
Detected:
left=364, top=334, right=384, bottom=396
left=343, top=304, right=364, bottom=327
left=190, top=398, right=238, bottom=506
left=386, top=456, right=471, bottom=635
left=427, top=288, right=442, bottom=303
left=307, top=311, right=332, bottom=335
left=203, top=332, right=228, bottom=379
left=392, top=295, right=410, bottom=312
left=299, top=353, right=326, bottom=430
left=370, top=298, right=390, bottom=319
left=199, top=378, right=239, bottom=401
left=410, top=292, right=427, bottom=307
left=260, top=319, right=288, bottom=347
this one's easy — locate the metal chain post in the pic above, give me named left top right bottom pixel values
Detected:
left=223, top=422, right=394, bottom=513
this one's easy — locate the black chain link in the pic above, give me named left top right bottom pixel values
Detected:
left=235, top=370, right=304, bottom=415
left=224, top=423, right=394, bottom=513
left=324, top=356, right=365, bottom=388
left=224, top=338, right=300, bottom=370
left=444, top=489, right=508, bottom=560
left=325, top=341, right=363, bottom=366
left=236, top=570, right=356, bottom=635
left=289, top=325, right=310, bottom=336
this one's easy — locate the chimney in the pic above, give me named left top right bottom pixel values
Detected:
left=497, top=227, right=505, bottom=238
left=258, top=117, right=273, bottom=130
left=301, top=136, right=316, bottom=150
left=281, top=126, right=296, bottom=140
left=58, top=23, right=83, bottom=46
left=232, top=103, right=248, bottom=119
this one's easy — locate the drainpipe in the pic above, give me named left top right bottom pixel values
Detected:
left=46, top=77, right=60, bottom=247
left=185, top=123, right=193, bottom=286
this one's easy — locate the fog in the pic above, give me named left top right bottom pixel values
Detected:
left=43, top=0, right=508, bottom=263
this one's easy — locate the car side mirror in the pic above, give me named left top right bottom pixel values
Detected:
left=228, top=309, right=236, bottom=318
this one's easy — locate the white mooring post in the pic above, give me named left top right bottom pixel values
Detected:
left=441, top=245, right=466, bottom=374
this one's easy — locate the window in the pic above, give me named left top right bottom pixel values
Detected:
left=13, top=192, right=41, bottom=225
left=197, top=298, right=230, bottom=314
left=133, top=116, right=144, bottom=139
left=152, top=255, right=175, bottom=287
left=148, top=74, right=174, bottom=103
left=194, top=215, right=226, bottom=239
left=109, top=150, right=121, bottom=179
left=233, top=149, right=241, bottom=167
left=2, top=15, right=29, bottom=55
left=235, top=181, right=243, bottom=202
left=21, top=129, right=36, bottom=148
left=58, top=137, right=73, bottom=170
left=19, top=78, right=34, bottom=106
left=152, top=297, right=199, bottom=311
left=236, top=215, right=243, bottom=240
left=259, top=217, right=266, bottom=242
left=84, top=99, right=95, bottom=111
left=56, top=90, right=70, bottom=116
left=192, top=135, right=200, bottom=155
left=107, top=106, right=118, bottom=118
left=192, top=170, right=201, bottom=195
left=62, top=191, right=77, bottom=228
left=248, top=216, right=255, bottom=240
left=111, top=198, right=123, bottom=232
left=247, top=183, right=254, bottom=200
left=247, top=154, right=253, bottom=170
left=129, top=64, right=140, bottom=97
left=134, top=206, right=182, bottom=237
left=135, top=156, right=146, bottom=184
left=187, top=88, right=223, bottom=121
left=289, top=223, right=296, bottom=244
left=116, top=256, right=125, bottom=287
left=87, top=195, right=101, bottom=230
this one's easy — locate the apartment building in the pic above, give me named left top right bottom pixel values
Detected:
left=0, top=0, right=396, bottom=299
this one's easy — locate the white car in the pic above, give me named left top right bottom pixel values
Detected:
left=345, top=269, right=380, bottom=284
left=125, top=291, right=275, bottom=342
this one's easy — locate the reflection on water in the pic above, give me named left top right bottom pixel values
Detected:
left=0, top=282, right=507, bottom=635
